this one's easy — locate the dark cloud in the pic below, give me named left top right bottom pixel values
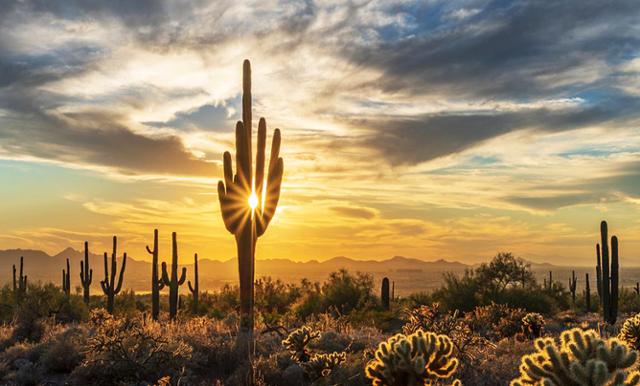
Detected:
left=346, top=0, right=640, bottom=100
left=354, top=95, right=640, bottom=165
left=330, top=206, right=377, bottom=220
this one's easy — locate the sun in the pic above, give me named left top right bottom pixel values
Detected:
left=249, top=192, right=259, bottom=210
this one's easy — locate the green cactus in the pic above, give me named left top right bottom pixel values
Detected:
left=282, top=326, right=320, bottom=362
left=599, top=220, right=620, bottom=324
left=521, top=313, right=545, bottom=339
left=217, top=60, right=284, bottom=352
left=301, top=352, right=346, bottom=380
left=510, top=328, right=640, bottom=386
left=620, top=313, right=640, bottom=351
left=100, top=236, right=127, bottom=314
left=161, top=232, right=186, bottom=320
left=365, top=330, right=461, bottom=386
left=381, top=277, right=390, bottom=310
left=62, top=258, right=70, bottom=297
left=13, top=256, right=27, bottom=297
left=569, top=270, right=577, bottom=304
left=80, top=241, right=92, bottom=304
left=585, top=273, right=591, bottom=312
left=187, top=253, right=199, bottom=315
left=146, top=229, right=164, bottom=320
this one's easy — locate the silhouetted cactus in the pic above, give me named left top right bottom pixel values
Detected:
left=635, top=282, right=639, bottom=295
left=282, top=326, right=320, bottom=362
left=392, top=280, right=395, bottom=300
left=600, top=220, right=620, bottom=324
left=585, top=273, right=591, bottom=312
left=381, top=277, right=390, bottom=310
left=510, top=328, right=640, bottom=386
left=62, top=258, right=70, bottom=297
left=547, top=271, right=553, bottom=290
left=146, top=229, right=164, bottom=320
left=521, top=312, right=545, bottom=339
left=80, top=241, right=92, bottom=304
left=161, top=232, right=186, bottom=320
left=217, top=60, right=284, bottom=354
left=620, top=313, right=640, bottom=350
left=365, top=330, right=461, bottom=386
left=596, top=243, right=603, bottom=302
left=100, top=236, right=127, bottom=314
left=187, top=253, right=199, bottom=314
left=568, top=270, right=577, bottom=304
left=13, top=256, right=27, bottom=297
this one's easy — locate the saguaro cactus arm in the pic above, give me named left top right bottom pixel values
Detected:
left=217, top=60, right=284, bottom=238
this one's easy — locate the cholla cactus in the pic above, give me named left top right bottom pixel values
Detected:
left=521, top=313, right=545, bottom=339
left=301, top=352, right=347, bottom=380
left=620, top=313, right=640, bottom=350
left=511, top=328, right=640, bottom=386
left=282, top=326, right=321, bottom=362
left=365, top=330, right=461, bottom=386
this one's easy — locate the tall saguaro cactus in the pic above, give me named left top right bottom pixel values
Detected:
left=100, top=236, right=127, bottom=314
left=62, top=258, right=70, bottom=297
left=381, top=277, right=390, bottom=310
left=599, top=220, right=619, bottom=324
left=161, top=232, right=186, bottom=320
left=596, top=244, right=602, bottom=304
left=217, top=60, right=284, bottom=351
left=80, top=241, right=92, bottom=304
left=13, top=256, right=27, bottom=297
left=188, top=253, right=199, bottom=315
left=568, top=270, right=577, bottom=304
left=146, top=229, right=164, bottom=320
left=585, top=273, right=591, bottom=312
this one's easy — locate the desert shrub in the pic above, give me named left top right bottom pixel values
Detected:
left=466, top=303, right=526, bottom=340
left=521, top=312, right=545, bottom=339
left=72, top=309, right=191, bottom=385
left=618, top=288, right=640, bottom=314
left=365, top=330, right=461, bottom=386
left=432, top=253, right=563, bottom=314
left=171, top=316, right=240, bottom=383
left=458, top=337, right=532, bottom=385
left=40, top=326, right=87, bottom=373
left=321, top=269, right=374, bottom=315
left=619, top=312, right=640, bottom=350
left=14, top=362, right=42, bottom=386
left=11, top=284, right=87, bottom=342
left=255, top=277, right=301, bottom=321
left=293, top=282, right=324, bottom=319
left=511, top=328, right=640, bottom=385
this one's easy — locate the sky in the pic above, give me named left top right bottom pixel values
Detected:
left=0, top=0, right=639, bottom=265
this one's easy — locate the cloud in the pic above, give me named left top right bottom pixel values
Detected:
left=353, top=95, right=640, bottom=165
left=330, top=205, right=377, bottom=220
left=345, top=0, right=640, bottom=100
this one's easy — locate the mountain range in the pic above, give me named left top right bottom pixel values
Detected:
left=0, top=248, right=611, bottom=295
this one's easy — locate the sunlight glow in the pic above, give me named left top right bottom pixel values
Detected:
left=249, top=192, right=258, bottom=210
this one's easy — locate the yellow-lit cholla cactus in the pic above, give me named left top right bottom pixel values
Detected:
left=620, top=313, right=640, bottom=350
left=301, top=352, right=347, bottom=380
left=282, top=326, right=321, bottom=362
left=365, top=330, right=461, bottom=386
left=511, top=328, right=640, bottom=386
left=521, top=312, right=545, bottom=339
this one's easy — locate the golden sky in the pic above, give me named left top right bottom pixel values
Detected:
left=1, top=0, right=640, bottom=265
